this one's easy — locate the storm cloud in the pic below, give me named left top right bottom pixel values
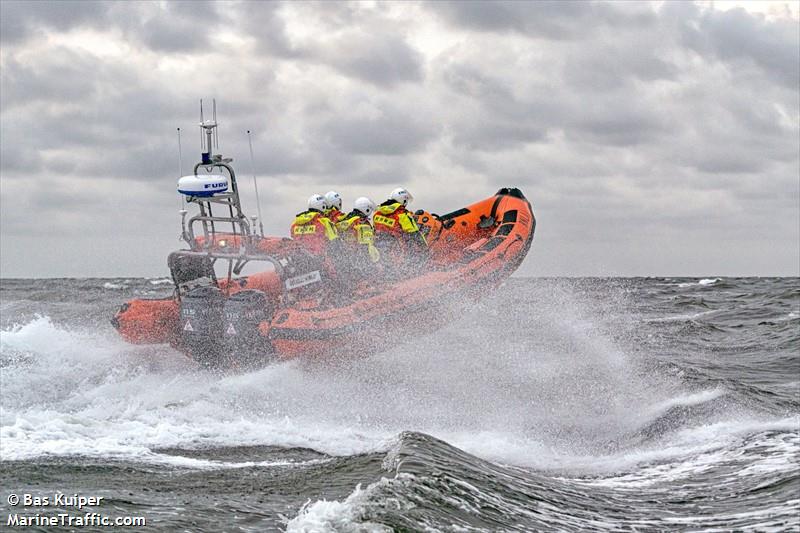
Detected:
left=0, top=0, right=797, bottom=277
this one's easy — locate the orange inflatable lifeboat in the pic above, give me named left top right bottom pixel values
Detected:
left=111, top=114, right=536, bottom=368
left=112, top=188, right=535, bottom=367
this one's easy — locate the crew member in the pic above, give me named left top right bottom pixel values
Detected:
left=324, top=191, right=346, bottom=223
left=337, top=197, right=380, bottom=283
left=373, top=187, right=427, bottom=274
left=290, top=194, right=339, bottom=255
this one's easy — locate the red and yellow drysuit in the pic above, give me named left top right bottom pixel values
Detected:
left=373, top=201, right=427, bottom=265
left=290, top=210, right=338, bottom=255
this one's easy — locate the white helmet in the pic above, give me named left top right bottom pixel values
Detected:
left=353, top=196, right=376, bottom=217
left=324, top=190, right=342, bottom=210
left=390, top=187, right=414, bottom=207
left=307, top=194, right=326, bottom=211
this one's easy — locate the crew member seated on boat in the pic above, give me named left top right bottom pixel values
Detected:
left=337, top=197, right=380, bottom=283
left=323, top=191, right=346, bottom=223
left=291, top=194, right=339, bottom=256
left=373, top=187, right=427, bottom=276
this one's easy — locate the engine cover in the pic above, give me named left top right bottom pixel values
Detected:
left=180, top=286, right=224, bottom=367
left=223, top=290, right=274, bottom=365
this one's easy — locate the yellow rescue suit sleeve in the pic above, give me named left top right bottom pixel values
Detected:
left=397, top=212, right=418, bottom=233
left=398, top=212, right=427, bottom=245
left=368, top=245, right=380, bottom=262
left=355, top=223, right=380, bottom=262
left=354, top=224, right=373, bottom=244
left=319, top=217, right=338, bottom=240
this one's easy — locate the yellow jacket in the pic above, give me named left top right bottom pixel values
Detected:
left=338, top=212, right=380, bottom=262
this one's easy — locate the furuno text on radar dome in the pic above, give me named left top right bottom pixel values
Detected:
left=177, top=174, right=229, bottom=197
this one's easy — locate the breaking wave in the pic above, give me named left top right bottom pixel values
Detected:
left=1, top=277, right=797, bottom=530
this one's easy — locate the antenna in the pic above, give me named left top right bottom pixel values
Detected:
left=177, top=127, right=185, bottom=210
left=199, top=99, right=204, bottom=153
left=247, top=129, right=265, bottom=237
left=198, top=98, right=217, bottom=165
left=213, top=99, right=218, bottom=149
left=177, top=127, right=183, bottom=176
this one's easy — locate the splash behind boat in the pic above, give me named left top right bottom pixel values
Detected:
left=112, top=108, right=536, bottom=367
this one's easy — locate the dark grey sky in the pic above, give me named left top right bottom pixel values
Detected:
left=1, top=1, right=798, bottom=277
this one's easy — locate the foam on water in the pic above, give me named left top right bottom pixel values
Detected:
left=644, top=309, right=719, bottom=322
left=678, top=277, right=722, bottom=287
left=286, top=418, right=800, bottom=531
left=1, top=317, right=399, bottom=462
left=287, top=483, right=391, bottom=533
left=568, top=417, right=800, bottom=481
left=0, top=294, right=784, bottom=476
left=1, top=278, right=797, bottom=530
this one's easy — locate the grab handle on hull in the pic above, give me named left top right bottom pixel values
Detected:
left=478, top=215, right=496, bottom=229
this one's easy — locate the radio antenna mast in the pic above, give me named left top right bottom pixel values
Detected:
left=177, top=127, right=185, bottom=209
left=177, top=126, right=188, bottom=238
left=247, top=130, right=265, bottom=237
left=199, top=99, right=204, bottom=151
left=177, top=127, right=183, bottom=177
left=213, top=99, right=219, bottom=149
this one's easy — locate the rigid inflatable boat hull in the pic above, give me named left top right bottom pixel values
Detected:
left=112, top=188, right=535, bottom=365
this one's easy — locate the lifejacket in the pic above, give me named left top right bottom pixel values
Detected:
left=338, top=211, right=380, bottom=263
left=324, top=207, right=346, bottom=224
left=373, top=201, right=427, bottom=245
left=290, top=210, right=338, bottom=255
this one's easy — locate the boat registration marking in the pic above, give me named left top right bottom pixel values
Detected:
left=285, top=270, right=322, bottom=290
